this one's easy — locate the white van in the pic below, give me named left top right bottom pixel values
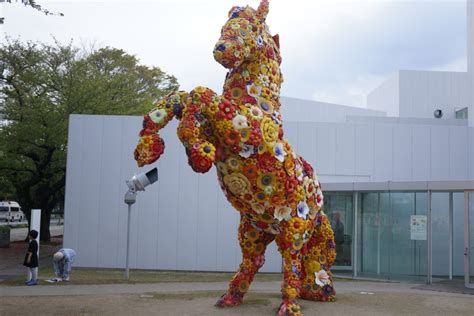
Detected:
left=0, top=201, right=25, bottom=222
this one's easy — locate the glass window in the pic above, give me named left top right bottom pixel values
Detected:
left=455, top=107, right=468, bottom=119
left=0, top=207, right=8, bottom=212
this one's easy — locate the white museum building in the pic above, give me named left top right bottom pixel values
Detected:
left=63, top=2, right=474, bottom=286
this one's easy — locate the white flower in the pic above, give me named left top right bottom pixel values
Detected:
left=249, top=106, right=263, bottom=119
left=273, top=142, right=287, bottom=162
left=239, top=144, right=254, bottom=158
left=297, top=201, right=309, bottom=219
left=315, top=270, right=331, bottom=287
left=316, top=188, right=324, bottom=208
left=274, top=206, right=292, bottom=222
left=247, top=83, right=262, bottom=98
left=233, top=114, right=248, bottom=130
left=295, top=163, right=303, bottom=181
left=149, top=109, right=167, bottom=124
left=258, top=74, right=270, bottom=87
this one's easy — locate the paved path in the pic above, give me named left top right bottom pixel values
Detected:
left=0, top=280, right=470, bottom=298
left=9, top=223, right=63, bottom=242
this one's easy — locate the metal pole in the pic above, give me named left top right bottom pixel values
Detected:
left=125, top=204, right=132, bottom=280
left=464, top=191, right=469, bottom=288
left=449, top=192, right=453, bottom=280
left=427, top=190, right=432, bottom=284
left=353, top=191, right=358, bottom=278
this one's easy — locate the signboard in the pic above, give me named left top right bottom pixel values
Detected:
left=410, top=215, right=427, bottom=240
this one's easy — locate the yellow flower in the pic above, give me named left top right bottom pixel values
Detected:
left=244, top=229, right=259, bottom=242
left=223, top=173, right=251, bottom=197
left=238, top=280, right=250, bottom=293
left=226, top=157, right=240, bottom=171
left=261, top=117, right=278, bottom=146
left=283, top=287, right=298, bottom=300
left=258, top=98, right=274, bottom=114
left=257, top=172, right=275, bottom=189
left=198, top=142, right=215, bottom=159
left=305, top=260, right=321, bottom=275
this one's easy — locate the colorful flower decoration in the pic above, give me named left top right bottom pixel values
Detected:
left=133, top=1, right=336, bottom=315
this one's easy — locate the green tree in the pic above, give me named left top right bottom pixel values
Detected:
left=0, top=39, right=178, bottom=241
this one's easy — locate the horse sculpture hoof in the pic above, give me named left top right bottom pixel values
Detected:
left=215, top=293, right=243, bottom=308
left=278, top=300, right=302, bottom=316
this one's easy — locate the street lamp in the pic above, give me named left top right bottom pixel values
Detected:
left=123, top=167, right=158, bottom=280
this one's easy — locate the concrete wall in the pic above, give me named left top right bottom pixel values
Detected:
left=64, top=114, right=474, bottom=271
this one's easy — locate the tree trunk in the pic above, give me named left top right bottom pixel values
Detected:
left=40, top=209, right=51, bottom=242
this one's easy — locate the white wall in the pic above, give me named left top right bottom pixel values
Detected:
left=281, top=96, right=386, bottom=123
left=63, top=115, right=281, bottom=272
left=367, top=72, right=399, bottom=117
left=468, top=0, right=474, bottom=127
left=399, top=70, right=469, bottom=120
left=368, top=70, right=470, bottom=120
left=64, top=114, right=474, bottom=271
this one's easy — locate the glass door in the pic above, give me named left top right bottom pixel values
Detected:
left=465, top=191, right=474, bottom=288
left=324, top=192, right=353, bottom=274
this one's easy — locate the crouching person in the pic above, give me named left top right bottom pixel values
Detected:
left=53, top=248, right=76, bottom=281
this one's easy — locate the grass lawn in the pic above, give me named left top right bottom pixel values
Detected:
left=2, top=267, right=284, bottom=286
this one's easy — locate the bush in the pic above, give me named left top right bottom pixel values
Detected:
left=0, top=225, right=11, bottom=232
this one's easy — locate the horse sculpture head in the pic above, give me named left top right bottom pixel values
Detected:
left=213, top=0, right=281, bottom=69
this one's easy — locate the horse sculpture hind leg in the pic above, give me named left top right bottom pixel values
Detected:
left=216, top=216, right=275, bottom=307
left=299, top=212, right=337, bottom=302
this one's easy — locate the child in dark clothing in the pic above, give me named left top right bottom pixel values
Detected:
left=23, top=230, right=39, bottom=286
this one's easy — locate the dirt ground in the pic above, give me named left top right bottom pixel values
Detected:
left=2, top=233, right=474, bottom=316
left=1, top=288, right=474, bottom=316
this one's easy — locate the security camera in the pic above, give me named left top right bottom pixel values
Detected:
left=434, top=109, right=443, bottom=119
left=124, top=167, right=158, bottom=205
left=126, top=168, right=158, bottom=192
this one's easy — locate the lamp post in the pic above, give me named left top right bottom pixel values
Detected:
left=123, top=167, right=158, bottom=280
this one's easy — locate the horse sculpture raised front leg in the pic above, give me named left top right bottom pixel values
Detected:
left=134, top=1, right=336, bottom=315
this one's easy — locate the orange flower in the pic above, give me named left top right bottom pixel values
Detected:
left=225, top=130, right=241, bottom=146
left=242, top=164, right=258, bottom=181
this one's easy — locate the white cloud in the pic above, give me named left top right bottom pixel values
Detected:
left=1, top=0, right=468, bottom=109
left=312, top=73, right=388, bottom=107
left=427, top=56, right=467, bottom=72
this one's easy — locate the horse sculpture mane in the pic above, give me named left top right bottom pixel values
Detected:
left=134, top=1, right=336, bottom=315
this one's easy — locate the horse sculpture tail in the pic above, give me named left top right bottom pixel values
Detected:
left=134, top=90, right=188, bottom=167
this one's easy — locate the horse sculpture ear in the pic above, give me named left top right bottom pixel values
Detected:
left=272, top=34, right=280, bottom=49
left=257, top=0, right=269, bottom=21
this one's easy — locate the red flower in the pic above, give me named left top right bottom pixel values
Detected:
left=301, top=157, right=314, bottom=178
left=285, top=177, right=298, bottom=193
left=258, top=152, right=276, bottom=172
left=217, top=100, right=236, bottom=120
left=248, top=127, right=263, bottom=147
left=241, top=95, right=257, bottom=104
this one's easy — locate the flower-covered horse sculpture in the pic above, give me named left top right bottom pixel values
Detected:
left=134, top=1, right=336, bottom=315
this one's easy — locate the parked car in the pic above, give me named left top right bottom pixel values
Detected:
left=0, top=201, right=25, bottom=222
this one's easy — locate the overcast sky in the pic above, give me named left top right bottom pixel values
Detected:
left=0, top=0, right=468, bottom=107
